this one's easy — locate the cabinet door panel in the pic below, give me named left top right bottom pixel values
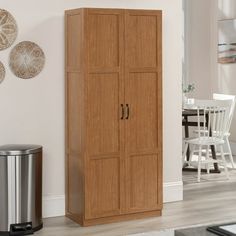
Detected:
left=86, top=157, right=120, bottom=218
left=125, top=10, right=161, bottom=69
left=125, top=72, right=161, bottom=212
left=86, top=73, right=123, bottom=218
left=127, top=154, right=159, bottom=211
left=124, top=10, right=162, bottom=213
left=85, top=9, right=125, bottom=219
left=87, top=9, right=122, bottom=69
left=87, top=73, right=120, bottom=155
left=126, top=73, right=158, bottom=152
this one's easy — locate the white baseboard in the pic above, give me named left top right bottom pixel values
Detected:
left=163, top=181, right=183, bottom=203
left=42, top=182, right=183, bottom=218
left=230, top=141, right=236, bottom=156
left=43, top=195, right=65, bottom=218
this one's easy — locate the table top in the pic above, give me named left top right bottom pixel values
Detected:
left=176, top=222, right=236, bottom=236
left=175, top=226, right=217, bottom=236
left=182, top=109, right=204, bottom=116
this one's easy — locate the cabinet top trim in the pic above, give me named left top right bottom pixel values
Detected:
left=65, top=8, right=162, bottom=15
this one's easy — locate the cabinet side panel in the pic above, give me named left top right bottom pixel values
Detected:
left=67, top=72, right=84, bottom=216
left=65, top=10, right=85, bottom=221
left=67, top=13, right=82, bottom=70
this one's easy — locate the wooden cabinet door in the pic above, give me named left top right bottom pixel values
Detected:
left=124, top=10, right=162, bottom=213
left=85, top=9, right=125, bottom=219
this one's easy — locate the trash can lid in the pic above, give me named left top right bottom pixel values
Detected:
left=0, top=144, right=42, bottom=155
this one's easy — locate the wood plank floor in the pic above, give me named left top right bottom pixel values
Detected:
left=35, top=169, right=236, bottom=236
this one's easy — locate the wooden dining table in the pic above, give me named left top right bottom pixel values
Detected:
left=182, top=109, right=221, bottom=173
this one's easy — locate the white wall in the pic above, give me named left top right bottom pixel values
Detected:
left=0, top=0, right=183, bottom=217
left=216, top=0, right=236, bottom=142
left=185, top=0, right=236, bottom=149
left=184, top=0, right=217, bottom=99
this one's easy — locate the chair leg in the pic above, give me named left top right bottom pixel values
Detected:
left=188, top=144, right=195, bottom=166
left=197, top=146, right=202, bottom=182
left=206, top=145, right=210, bottom=174
left=182, top=142, right=188, bottom=167
left=220, top=145, right=229, bottom=180
left=225, top=136, right=235, bottom=169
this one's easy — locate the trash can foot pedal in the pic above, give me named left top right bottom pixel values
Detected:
left=10, top=222, right=33, bottom=236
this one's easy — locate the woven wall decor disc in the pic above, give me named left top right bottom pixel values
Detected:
left=9, top=41, right=45, bottom=79
left=0, top=9, right=18, bottom=50
left=0, top=61, right=5, bottom=83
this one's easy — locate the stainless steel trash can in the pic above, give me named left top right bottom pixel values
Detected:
left=0, top=145, right=43, bottom=235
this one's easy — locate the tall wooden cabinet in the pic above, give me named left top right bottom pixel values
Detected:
left=65, top=8, right=162, bottom=226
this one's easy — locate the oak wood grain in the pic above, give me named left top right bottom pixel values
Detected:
left=124, top=9, right=163, bottom=213
left=84, top=8, right=125, bottom=220
left=65, top=9, right=85, bottom=221
left=65, top=8, right=162, bottom=226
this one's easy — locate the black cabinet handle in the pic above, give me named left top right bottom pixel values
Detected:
left=121, top=104, right=124, bottom=119
left=126, top=104, right=130, bottom=119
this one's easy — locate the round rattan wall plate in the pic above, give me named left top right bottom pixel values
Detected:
left=0, top=9, right=18, bottom=50
left=0, top=61, right=5, bottom=83
left=9, top=41, right=45, bottom=79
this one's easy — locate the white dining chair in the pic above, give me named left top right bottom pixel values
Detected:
left=213, top=93, right=236, bottom=168
left=183, top=99, right=231, bottom=182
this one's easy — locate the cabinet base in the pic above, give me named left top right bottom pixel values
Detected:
left=67, top=210, right=162, bottom=227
